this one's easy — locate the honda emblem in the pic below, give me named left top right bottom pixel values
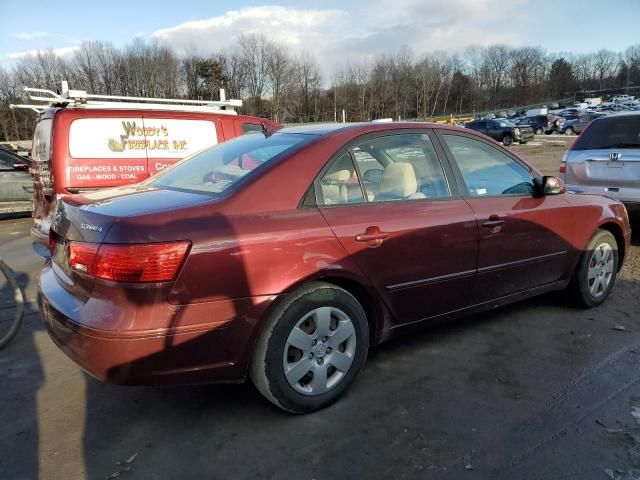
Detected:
left=609, top=152, right=622, bottom=161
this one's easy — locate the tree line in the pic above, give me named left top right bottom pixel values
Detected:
left=1, top=35, right=639, bottom=141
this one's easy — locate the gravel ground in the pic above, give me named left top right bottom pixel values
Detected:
left=0, top=137, right=639, bottom=480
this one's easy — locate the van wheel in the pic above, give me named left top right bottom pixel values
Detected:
left=502, top=134, right=513, bottom=146
left=250, top=281, right=369, bottom=413
left=566, top=229, right=618, bottom=308
left=565, top=127, right=575, bottom=136
left=535, top=127, right=544, bottom=135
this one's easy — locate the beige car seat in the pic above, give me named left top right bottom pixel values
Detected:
left=321, top=169, right=351, bottom=204
left=377, top=163, right=426, bottom=201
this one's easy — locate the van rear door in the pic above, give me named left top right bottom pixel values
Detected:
left=66, top=115, right=149, bottom=190
left=141, top=114, right=219, bottom=176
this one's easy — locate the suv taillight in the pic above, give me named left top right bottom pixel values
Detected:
left=69, top=241, right=190, bottom=282
left=559, top=151, right=568, bottom=174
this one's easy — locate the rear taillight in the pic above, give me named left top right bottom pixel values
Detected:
left=68, top=242, right=100, bottom=274
left=559, top=151, right=568, bottom=174
left=69, top=241, right=190, bottom=282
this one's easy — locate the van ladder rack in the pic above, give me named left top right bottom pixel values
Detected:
left=12, top=81, right=242, bottom=114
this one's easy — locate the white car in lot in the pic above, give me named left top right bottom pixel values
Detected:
left=561, top=112, right=640, bottom=214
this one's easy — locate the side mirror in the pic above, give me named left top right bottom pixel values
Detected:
left=542, top=176, right=565, bottom=195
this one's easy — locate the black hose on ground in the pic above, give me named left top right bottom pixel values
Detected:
left=0, top=257, right=25, bottom=349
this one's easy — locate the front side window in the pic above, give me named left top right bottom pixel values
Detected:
left=442, top=134, right=534, bottom=196
left=150, top=133, right=312, bottom=195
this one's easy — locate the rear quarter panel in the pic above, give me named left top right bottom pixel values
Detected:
left=562, top=193, right=631, bottom=267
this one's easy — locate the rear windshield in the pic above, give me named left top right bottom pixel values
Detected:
left=573, top=115, right=640, bottom=150
left=149, top=133, right=313, bottom=195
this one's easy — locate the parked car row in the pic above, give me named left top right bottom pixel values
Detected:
left=467, top=95, right=640, bottom=143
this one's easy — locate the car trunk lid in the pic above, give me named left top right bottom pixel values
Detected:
left=49, top=185, right=212, bottom=298
left=565, top=149, right=640, bottom=187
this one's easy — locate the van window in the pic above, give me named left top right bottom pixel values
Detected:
left=32, top=118, right=53, bottom=190
left=68, top=118, right=218, bottom=158
left=32, top=119, right=52, bottom=162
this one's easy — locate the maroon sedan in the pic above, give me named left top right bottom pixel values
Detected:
left=38, top=123, right=632, bottom=413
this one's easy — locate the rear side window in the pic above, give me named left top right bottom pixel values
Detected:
left=443, top=134, right=534, bottom=196
left=150, top=133, right=312, bottom=195
left=573, top=115, right=640, bottom=150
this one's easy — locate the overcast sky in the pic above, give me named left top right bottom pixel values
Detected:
left=1, top=0, right=639, bottom=74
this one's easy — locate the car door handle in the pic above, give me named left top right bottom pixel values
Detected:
left=482, top=215, right=505, bottom=228
left=355, top=227, right=389, bottom=247
left=355, top=231, right=389, bottom=242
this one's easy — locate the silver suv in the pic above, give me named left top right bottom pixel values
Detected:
left=561, top=112, right=640, bottom=213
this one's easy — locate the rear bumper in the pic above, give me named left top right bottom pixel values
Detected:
left=565, top=184, right=640, bottom=207
left=38, top=262, right=276, bottom=385
left=516, top=131, right=534, bottom=142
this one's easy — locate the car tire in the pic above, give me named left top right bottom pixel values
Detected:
left=535, top=127, right=544, bottom=135
left=502, top=135, right=513, bottom=146
left=566, top=229, right=618, bottom=308
left=250, top=281, right=369, bottom=413
left=565, top=127, right=575, bottom=136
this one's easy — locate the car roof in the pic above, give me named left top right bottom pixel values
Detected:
left=276, top=121, right=452, bottom=137
left=277, top=123, right=374, bottom=135
left=595, top=111, right=640, bottom=119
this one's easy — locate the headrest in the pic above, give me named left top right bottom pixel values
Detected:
left=378, top=163, right=417, bottom=198
left=323, top=169, right=351, bottom=183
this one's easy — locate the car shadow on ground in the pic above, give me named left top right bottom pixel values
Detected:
left=0, top=270, right=43, bottom=480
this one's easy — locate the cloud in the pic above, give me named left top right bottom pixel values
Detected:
left=10, top=31, right=47, bottom=41
left=6, top=46, right=80, bottom=60
left=134, top=31, right=146, bottom=38
left=149, top=1, right=532, bottom=78
left=151, top=5, right=348, bottom=52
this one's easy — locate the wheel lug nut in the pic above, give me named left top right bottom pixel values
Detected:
left=326, top=347, right=332, bottom=353
left=322, top=336, right=328, bottom=342
left=308, top=352, right=314, bottom=359
left=317, top=358, right=324, bottom=365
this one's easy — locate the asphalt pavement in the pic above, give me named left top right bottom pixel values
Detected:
left=1, top=213, right=639, bottom=480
